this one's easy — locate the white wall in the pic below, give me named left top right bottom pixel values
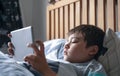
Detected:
left=19, top=0, right=48, bottom=41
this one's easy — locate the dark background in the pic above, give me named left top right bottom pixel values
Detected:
left=0, top=0, right=23, bottom=53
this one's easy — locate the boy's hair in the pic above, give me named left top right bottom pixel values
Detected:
left=68, top=24, right=106, bottom=60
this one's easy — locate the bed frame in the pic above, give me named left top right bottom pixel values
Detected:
left=46, top=0, right=120, bottom=75
left=47, top=0, right=120, bottom=40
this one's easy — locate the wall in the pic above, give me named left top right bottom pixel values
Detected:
left=19, top=0, right=48, bottom=41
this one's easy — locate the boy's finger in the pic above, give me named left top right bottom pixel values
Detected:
left=27, top=43, right=40, bottom=55
left=7, top=34, right=12, bottom=38
left=8, top=42, right=15, bottom=49
left=24, top=55, right=35, bottom=65
left=7, top=48, right=14, bottom=55
left=35, top=40, right=44, bottom=54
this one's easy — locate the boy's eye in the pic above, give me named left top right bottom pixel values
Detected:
left=71, top=38, right=79, bottom=43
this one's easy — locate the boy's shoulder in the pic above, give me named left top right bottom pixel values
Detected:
left=71, top=59, right=107, bottom=76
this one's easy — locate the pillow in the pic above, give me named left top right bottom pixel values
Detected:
left=44, top=39, right=66, bottom=61
left=98, top=28, right=120, bottom=76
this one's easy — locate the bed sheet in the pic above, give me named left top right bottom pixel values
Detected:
left=0, top=51, right=34, bottom=76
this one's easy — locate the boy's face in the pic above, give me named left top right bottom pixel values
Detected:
left=64, top=32, right=95, bottom=63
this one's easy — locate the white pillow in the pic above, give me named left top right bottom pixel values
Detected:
left=44, top=39, right=66, bottom=60
left=99, top=28, right=120, bottom=75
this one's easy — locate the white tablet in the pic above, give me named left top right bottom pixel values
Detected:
left=11, top=26, right=33, bottom=61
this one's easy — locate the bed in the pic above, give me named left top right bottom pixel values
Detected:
left=0, top=0, right=120, bottom=76
left=46, top=0, right=120, bottom=76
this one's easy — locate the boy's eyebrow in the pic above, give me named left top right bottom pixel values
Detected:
left=71, top=37, right=82, bottom=39
left=71, top=37, right=79, bottom=40
left=68, top=37, right=83, bottom=42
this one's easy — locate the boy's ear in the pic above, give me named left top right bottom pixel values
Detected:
left=88, top=45, right=98, bottom=56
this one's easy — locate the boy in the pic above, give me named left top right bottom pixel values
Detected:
left=22, top=24, right=107, bottom=76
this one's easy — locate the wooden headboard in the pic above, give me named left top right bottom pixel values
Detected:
left=46, top=0, right=120, bottom=40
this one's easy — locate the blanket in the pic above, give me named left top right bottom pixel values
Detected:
left=56, top=59, right=107, bottom=76
left=0, top=52, right=34, bottom=76
left=0, top=51, right=107, bottom=76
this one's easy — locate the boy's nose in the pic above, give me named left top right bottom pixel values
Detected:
left=64, top=42, right=70, bottom=49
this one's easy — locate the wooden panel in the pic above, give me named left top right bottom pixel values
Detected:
left=48, top=0, right=80, bottom=10
left=81, top=0, right=88, bottom=24
left=47, top=0, right=120, bottom=40
left=55, top=9, right=59, bottom=38
left=64, top=5, right=69, bottom=38
left=60, top=7, right=64, bottom=38
left=97, top=0, right=105, bottom=30
left=69, top=3, right=75, bottom=30
left=89, top=0, right=95, bottom=25
left=46, top=10, right=50, bottom=40
left=106, top=0, right=116, bottom=31
left=75, top=1, right=81, bottom=26
left=51, top=10, right=55, bottom=39
left=118, top=0, right=120, bottom=31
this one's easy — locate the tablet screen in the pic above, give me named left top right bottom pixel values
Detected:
left=11, top=26, right=33, bottom=61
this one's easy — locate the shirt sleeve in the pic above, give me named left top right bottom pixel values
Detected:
left=84, top=60, right=107, bottom=76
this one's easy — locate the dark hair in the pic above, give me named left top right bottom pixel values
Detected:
left=0, top=34, right=11, bottom=47
left=68, top=24, right=105, bottom=60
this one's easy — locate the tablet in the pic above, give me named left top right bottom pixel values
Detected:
left=11, top=26, right=33, bottom=61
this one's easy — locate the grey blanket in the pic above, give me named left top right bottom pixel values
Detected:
left=0, top=51, right=107, bottom=76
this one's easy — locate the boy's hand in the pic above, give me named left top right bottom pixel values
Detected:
left=7, top=42, right=15, bottom=56
left=24, top=40, right=49, bottom=74
left=7, top=33, right=15, bottom=56
left=24, top=40, right=56, bottom=76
